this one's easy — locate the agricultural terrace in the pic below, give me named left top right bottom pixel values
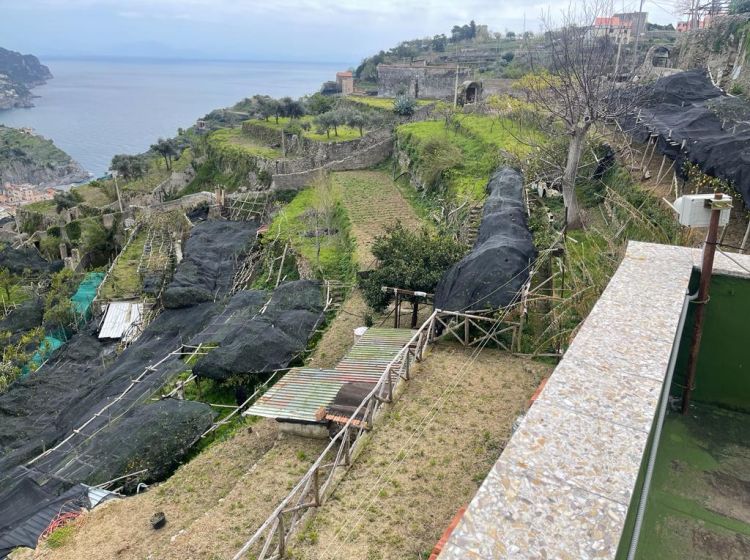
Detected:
left=246, top=116, right=364, bottom=142
left=344, top=96, right=434, bottom=111
left=97, top=229, right=147, bottom=300
left=332, top=170, right=421, bottom=270
left=207, top=128, right=282, bottom=159
left=396, top=115, right=533, bottom=203
left=288, top=344, right=552, bottom=560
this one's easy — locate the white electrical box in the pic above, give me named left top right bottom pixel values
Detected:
left=672, top=194, right=732, bottom=227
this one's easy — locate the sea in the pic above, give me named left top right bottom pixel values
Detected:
left=0, top=57, right=347, bottom=178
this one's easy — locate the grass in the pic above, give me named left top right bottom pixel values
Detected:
left=288, top=344, right=552, bottom=559
left=97, top=230, right=146, bottom=300
left=345, top=96, right=434, bottom=111
left=22, top=199, right=55, bottom=214
left=330, top=170, right=422, bottom=270
left=397, top=119, right=499, bottom=203
left=207, top=128, right=282, bottom=159
left=26, top=420, right=326, bottom=560
left=72, top=182, right=115, bottom=207
left=266, top=180, right=356, bottom=283
left=248, top=116, right=365, bottom=143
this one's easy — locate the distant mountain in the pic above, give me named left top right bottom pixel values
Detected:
left=0, top=47, right=53, bottom=110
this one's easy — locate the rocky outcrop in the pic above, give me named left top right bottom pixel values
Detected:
left=0, top=47, right=52, bottom=110
left=0, top=125, right=89, bottom=187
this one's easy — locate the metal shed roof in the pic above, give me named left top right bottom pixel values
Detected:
left=245, top=327, right=416, bottom=423
left=98, top=302, right=143, bottom=340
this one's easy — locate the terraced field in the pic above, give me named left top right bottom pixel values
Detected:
left=331, top=170, right=421, bottom=271
left=288, top=344, right=552, bottom=560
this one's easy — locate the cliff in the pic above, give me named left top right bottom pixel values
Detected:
left=0, top=125, right=88, bottom=187
left=0, top=47, right=53, bottom=109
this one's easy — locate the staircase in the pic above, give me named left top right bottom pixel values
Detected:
left=462, top=205, right=483, bottom=248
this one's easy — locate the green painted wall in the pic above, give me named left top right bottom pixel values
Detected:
left=673, top=273, right=750, bottom=413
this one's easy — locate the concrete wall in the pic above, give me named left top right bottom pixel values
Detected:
left=377, top=64, right=472, bottom=99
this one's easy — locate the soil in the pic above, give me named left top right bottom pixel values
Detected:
left=18, top=419, right=324, bottom=560
left=287, top=343, right=551, bottom=560
left=332, top=170, right=421, bottom=271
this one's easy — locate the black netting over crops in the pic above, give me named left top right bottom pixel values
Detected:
left=68, top=398, right=214, bottom=489
left=0, top=246, right=63, bottom=276
left=193, top=280, right=326, bottom=381
left=0, top=219, right=258, bottom=553
left=0, top=297, right=44, bottom=337
left=621, top=69, right=750, bottom=208
left=435, top=168, right=536, bottom=312
left=162, top=220, right=258, bottom=308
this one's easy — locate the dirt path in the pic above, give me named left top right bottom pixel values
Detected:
left=332, top=170, right=421, bottom=271
left=287, top=344, right=552, bottom=560
left=23, top=420, right=324, bottom=560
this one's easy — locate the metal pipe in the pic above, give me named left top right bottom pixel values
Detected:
left=626, top=289, right=698, bottom=560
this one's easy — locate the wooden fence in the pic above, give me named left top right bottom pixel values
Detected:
left=232, top=311, right=436, bottom=560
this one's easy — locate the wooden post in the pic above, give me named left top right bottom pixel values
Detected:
left=277, top=513, right=285, bottom=557
left=386, top=365, right=393, bottom=402
left=682, top=192, right=722, bottom=415
left=411, top=298, right=419, bottom=328
left=312, top=467, right=320, bottom=506
left=393, top=291, right=400, bottom=328
left=404, top=350, right=411, bottom=380
left=740, top=218, right=750, bottom=254
left=464, top=317, right=470, bottom=346
left=343, top=427, right=351, bottom=465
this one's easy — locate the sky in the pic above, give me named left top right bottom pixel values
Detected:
left=0, top=0, right=679, bottom=65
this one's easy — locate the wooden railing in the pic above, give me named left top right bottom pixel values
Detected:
left=232, top=311, right=436, bottom=560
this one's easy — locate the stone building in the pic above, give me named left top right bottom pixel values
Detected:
left=376, top=64, right=472, bottom=99
left=336, top=71, right=354, bottom=95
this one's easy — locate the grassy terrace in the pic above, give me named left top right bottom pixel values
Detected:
left=246, top=116, right=364, bottom=142
left=207, top=128, right=282, bottom=159
left=266, top=182, right=356, bottom=283
left=396, top=116, right=534, bottom=203
left=97, top=229, right=146, bottom=300
left=345, top=95, right=434, bottom=111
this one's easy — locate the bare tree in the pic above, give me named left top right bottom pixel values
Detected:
left=516, top=1, right=639, bottom=229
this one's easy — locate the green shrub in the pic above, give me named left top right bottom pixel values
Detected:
left=393, top=95, right=417, bottom=116
left=360, top=222, right=465, bottom=311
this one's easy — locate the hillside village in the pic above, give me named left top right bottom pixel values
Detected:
left=0, top=6, right=749, bottom=560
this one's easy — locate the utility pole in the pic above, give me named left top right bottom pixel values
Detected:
left=453, top=45, right=459, bottom=109
left=681, top=192, right=725, bottom=414
left=113, top=173, right=124, bottom=213
left=631, top=0, right=645, bottom=74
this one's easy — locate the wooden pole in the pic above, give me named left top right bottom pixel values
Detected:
left=393, top=291, right=400, bottom=329
left=682, top=192, right=722, bottom=415
left=464, top=317, right=470, bottom=346
left=740, top=218, right=750, bottom=254
left=411, top=298, right=418, bottom=328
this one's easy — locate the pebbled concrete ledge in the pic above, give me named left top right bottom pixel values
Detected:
left=438, top=241, right=750, bottom=559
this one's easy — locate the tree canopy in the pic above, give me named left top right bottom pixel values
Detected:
left=361, top=223, right=465, bottom=311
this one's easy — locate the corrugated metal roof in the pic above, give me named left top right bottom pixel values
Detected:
left=98, top=302, right=142, bottom=340
left=245, top=327, right=415, bottom=423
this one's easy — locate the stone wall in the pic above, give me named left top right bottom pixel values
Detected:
left=377, top=64, right=472, bottom=99
left=271, top=137, right=394, bottom=191
left=672, top=15, right=750, bottom=92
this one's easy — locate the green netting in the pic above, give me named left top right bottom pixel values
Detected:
left=22, top=335, right=65, bottom=376
left=71, top=272, right=105, bottom=319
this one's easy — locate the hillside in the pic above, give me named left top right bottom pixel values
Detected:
left=0, top=47, right=52, bottom=109
left=0, top=125, right=88, bottom=187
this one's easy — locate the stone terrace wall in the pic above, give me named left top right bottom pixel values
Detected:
left=271, top=137, right=394, bottom=191
left=377, top=64, right=472, bottom=99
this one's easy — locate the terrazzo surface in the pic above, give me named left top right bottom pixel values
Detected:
left=438, top=242, right=750, bottom=560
